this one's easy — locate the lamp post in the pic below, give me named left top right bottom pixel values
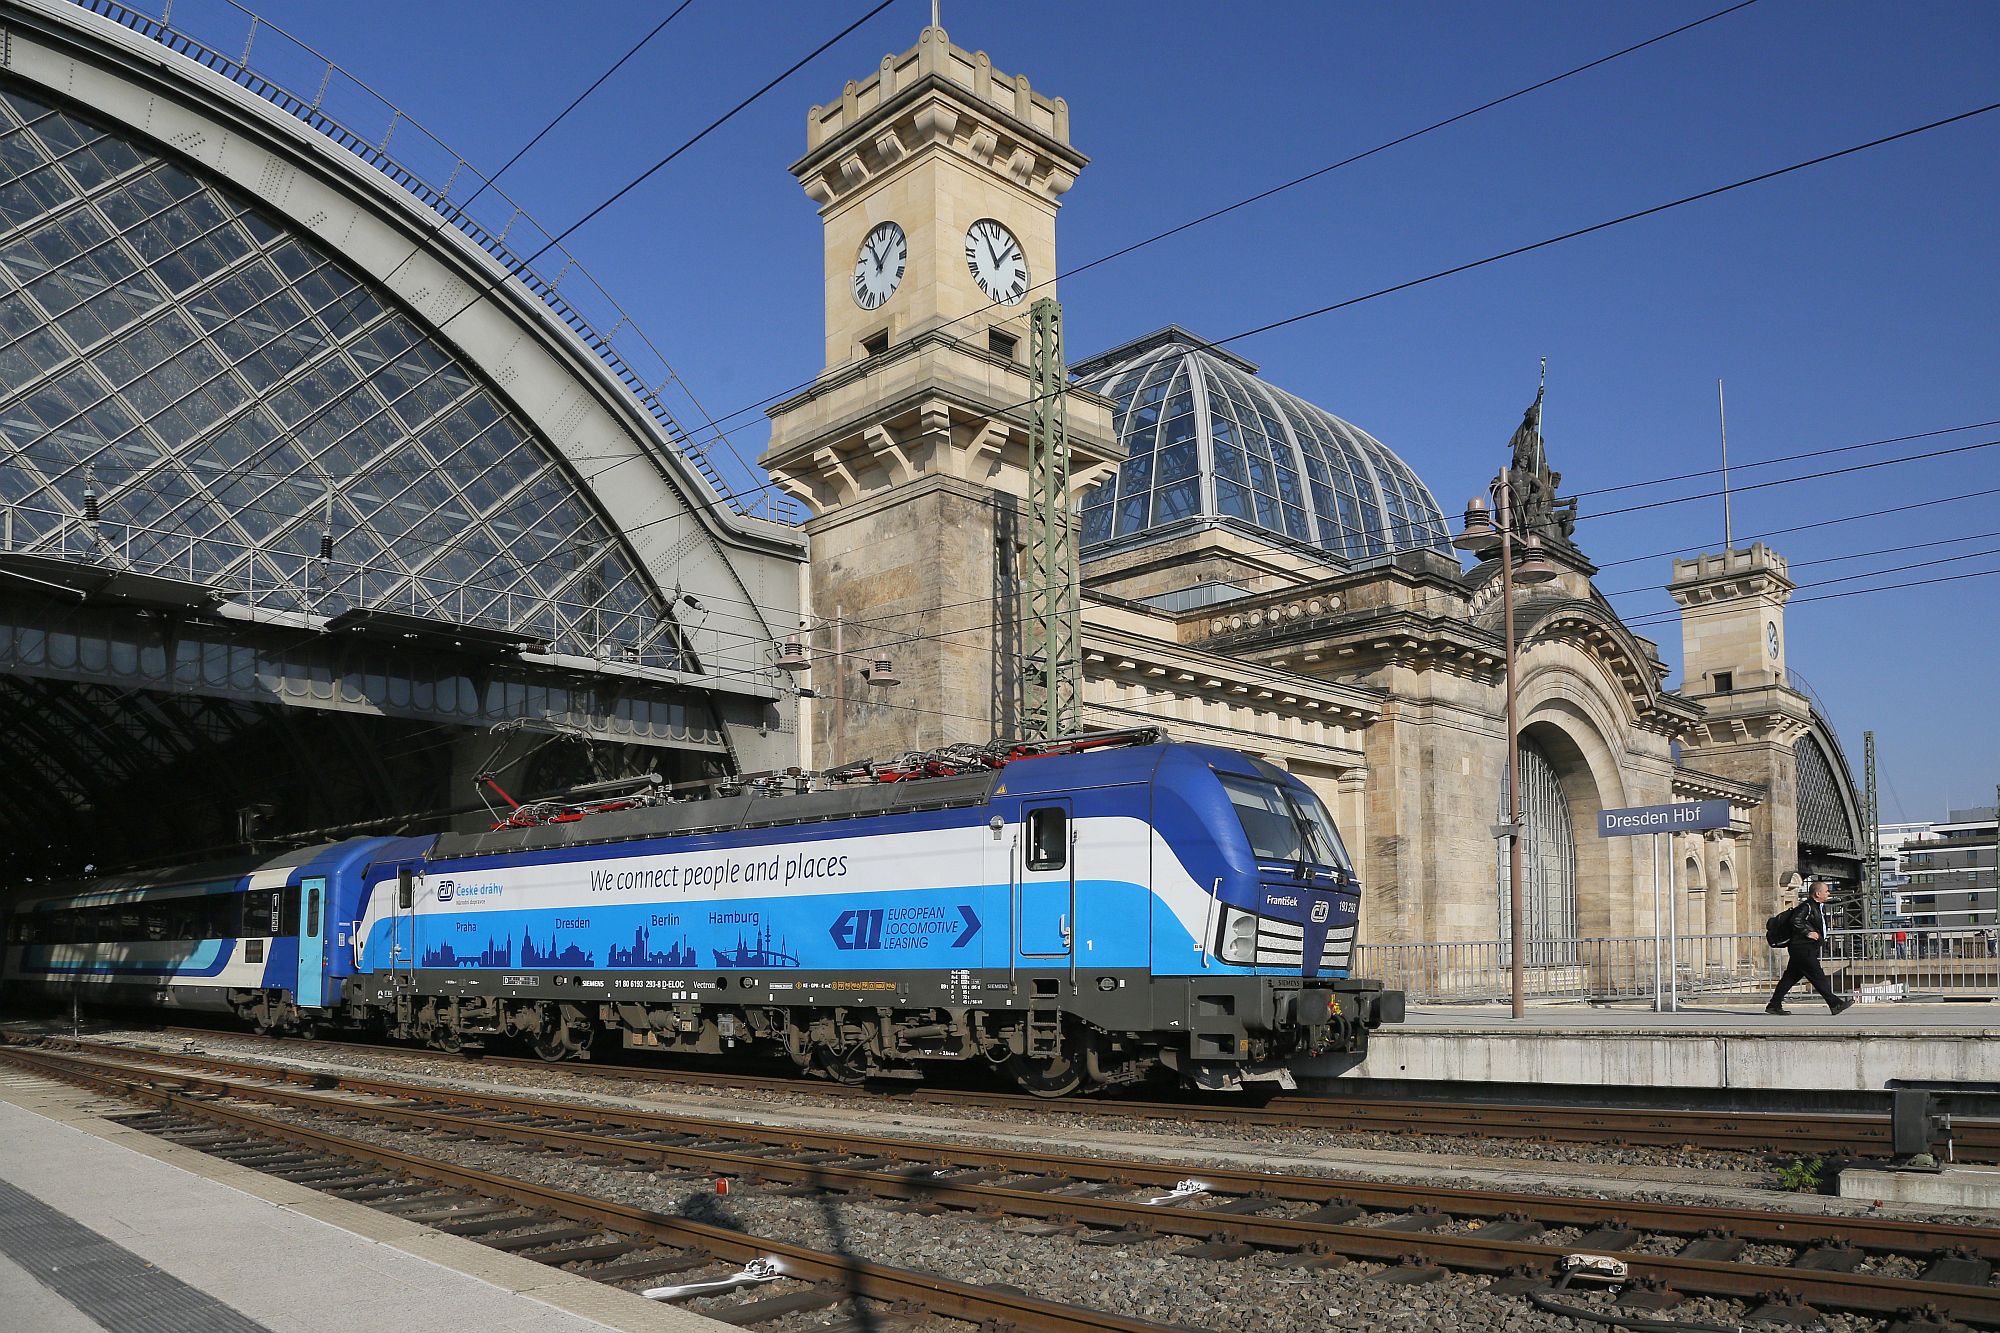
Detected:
left=773, top=606, right=900, bottom=772
left=1456, top=471, right=1559, bottom=1019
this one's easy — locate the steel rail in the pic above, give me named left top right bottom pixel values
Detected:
left=36, top=1035, right=2000, bottom=1258
left=12, top=1041, right=2000, bottom=1326
left=0, top=1045, right=1194, bottom=1333
left=146, top=1023, right=2000, bottom=1163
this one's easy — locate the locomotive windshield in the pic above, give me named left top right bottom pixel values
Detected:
left=1217, top=773, right=1353, bottom=873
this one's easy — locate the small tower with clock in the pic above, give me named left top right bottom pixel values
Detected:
left=1667, top=542, right=1794, bottom=696
left=1668, top=543, right=1814, bottom=919
left=761, top=24, right=1121, bottom=763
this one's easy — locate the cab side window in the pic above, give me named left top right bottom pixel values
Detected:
left=1026, top=807, right=1068, bottom=871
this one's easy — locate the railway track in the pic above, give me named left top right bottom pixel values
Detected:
left=9, top=1035, right=2000, bottom=1328
left=0, top=1040, right=1188, bottom=1333
left=145, top=1020, right=2000, bottom=1163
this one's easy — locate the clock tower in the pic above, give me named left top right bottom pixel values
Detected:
left=1668, top=543, right=1813, bottom=919
left=761, top=25, right=1121, bottom=764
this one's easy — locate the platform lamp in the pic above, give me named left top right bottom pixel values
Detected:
left=1456, top=472, right=1559, bottom=1019
left=773, top=608, right=899, bottom=771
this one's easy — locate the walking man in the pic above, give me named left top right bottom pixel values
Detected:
left=1767, top=879, right=1854, bottom=1016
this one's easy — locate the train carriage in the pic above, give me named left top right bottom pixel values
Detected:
left=0, top=839, right=402, bottom=1031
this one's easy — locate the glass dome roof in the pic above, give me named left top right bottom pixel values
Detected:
left=1074, top=328, right=1451, bottom=564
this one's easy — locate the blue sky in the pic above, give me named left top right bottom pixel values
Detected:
left=198, top=0, right=1996, bottom=820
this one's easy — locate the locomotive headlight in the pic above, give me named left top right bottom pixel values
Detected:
left=1218, top=907, right=1259, bottom=964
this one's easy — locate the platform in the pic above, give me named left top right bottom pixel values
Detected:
left=1304, top=999, right=2000, bottom=1105
left=1838, top=1163, right=2000, bottom=1208
left=0, top=1066, right=728, bottom=1333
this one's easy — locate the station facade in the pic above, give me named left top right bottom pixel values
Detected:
left=0, top=4, right=1865, bottom=954
left=767, top=26, right=1866, bottom=953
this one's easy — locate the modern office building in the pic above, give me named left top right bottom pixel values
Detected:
left=1895, top=807, right=1999, bottom=928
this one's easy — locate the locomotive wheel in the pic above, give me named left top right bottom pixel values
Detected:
left=1007, top=1051, right=1082, bottom=1098
left=531, top=1025, right=568, bottom=1062
left=528, top=1003, right=592, bottom=1061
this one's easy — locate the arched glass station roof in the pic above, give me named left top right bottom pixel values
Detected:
left=1073, top=328, right=1451, bottom=564
left=0, top=82, right=680, bottom=664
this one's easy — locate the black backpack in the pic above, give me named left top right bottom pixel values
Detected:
left=1765, top=908, right=1793, bottom=948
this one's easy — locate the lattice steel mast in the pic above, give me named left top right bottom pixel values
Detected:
left=1025, top=297, right=1080, bottom=738
left=1863, top=730, right=1881, bottom=934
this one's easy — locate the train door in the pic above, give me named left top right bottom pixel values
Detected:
left=1015, top=800, right=1074, bottom=958
left=389, top=865, right=418, bottom=988
left=294, top=876, right=327, bottom=1007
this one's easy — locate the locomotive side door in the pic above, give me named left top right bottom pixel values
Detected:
left=1015, top=800, right=1074, bottom=958
left=294, top=876, right=327, bottom=1008
left=389, top=865, right=418, bottom=990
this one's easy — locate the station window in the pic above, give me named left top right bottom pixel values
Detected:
left=1026, top=807, right=1068, bottom=871
left=1713, top=671, right=1734, bottom=694
left=988, top=329, right=1018, bottom=359
left=861, top=330, right=889, bottom=358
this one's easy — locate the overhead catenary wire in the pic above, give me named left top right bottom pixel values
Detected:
left=1572, top=416, right=2000, bottom=499
left=1576, top=436, right=2000, bottom=525
left=46, top=82, right=1995, bottom=617
left=1618, top=565, right=2000, bottom=633
left=1593, top=483, right=2000, bottom=569
left=423, top=1, right=898, bottom=349
left=1596, top=528, right=2000, bottom=598
left=680, top=432, right=2000, bottom=674
left=634, top=0, right=1770, bottom=454
left=15, top=13, right=2000, bottom=823
left=22, top=14, right=1996, bottom=607
left=6, top=0, right=1751, bottom=540
left=603, top=95, right=2000, bottom=536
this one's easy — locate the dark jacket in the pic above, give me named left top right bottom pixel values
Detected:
left=1786, top=899, right=1830, bottom=952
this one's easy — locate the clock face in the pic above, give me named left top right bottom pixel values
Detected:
left=964, top=217, right=1029, bottom=305
left=851, top=221, right=906, bottom=310
left=1767, top=622, right=1780, bottom=659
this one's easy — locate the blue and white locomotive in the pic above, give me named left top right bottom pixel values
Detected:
left=2, top=732, right=1401, bottom=1094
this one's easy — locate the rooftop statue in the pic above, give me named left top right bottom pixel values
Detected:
left=1506, top=386, right=1579, bottom=546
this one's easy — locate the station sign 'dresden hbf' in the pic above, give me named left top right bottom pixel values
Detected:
left=1596, top=800, right=1732, bottom=838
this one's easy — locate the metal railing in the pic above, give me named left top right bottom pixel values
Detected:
left=1355, top=927, right=2000, bottom=1005
left=4, top=501, right=698, bottom=667
left=63, top=0, right=793, bottom=523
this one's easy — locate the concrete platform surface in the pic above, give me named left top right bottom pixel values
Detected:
left=1313, top=1001, right=2000, bottom=1093
left=0, top=1067, right=730, bottom=1333
left=1838, top=1163, right=2000, bottom=1208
